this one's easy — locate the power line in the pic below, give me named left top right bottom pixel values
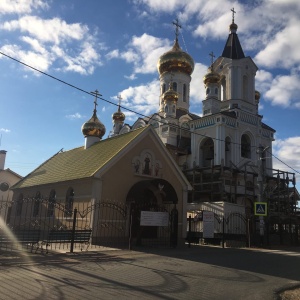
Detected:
left=269, top=151, right=300, bottom=175
left=0, top=50, right=299, bottom=175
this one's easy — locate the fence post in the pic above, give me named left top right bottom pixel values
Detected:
left=222, top=216, right=225, bottom=248
left=129, top=208, right=133, bottom=250
left=170, top=206, right=178, bottom=248
left=70, top=208, right=77, bottom=253
left=188, top=215, right=192, bottom=248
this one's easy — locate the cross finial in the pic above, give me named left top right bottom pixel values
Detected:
left=117, top=94, right=122, bottom=106
left=91, top=89, right=102, bottom=112
left=117, top=94, right=122, bottom=111
left=172, top=18, right=182, bottom=41
left=209, top=51, right=215, bottom=68
left=231, top=7, right=236, bottom=23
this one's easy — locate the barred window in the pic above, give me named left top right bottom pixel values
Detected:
left=65, top=188, right=74, bottom=217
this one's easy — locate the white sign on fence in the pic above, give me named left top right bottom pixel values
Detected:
left=140, top=211, right=169, bottom=226
left=203, top=211, right=214, bottom=238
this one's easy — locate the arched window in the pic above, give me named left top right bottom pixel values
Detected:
left=183, top=84, right=187, bottom=102
left=215, top=87, right=218, bottom=95
left=172, top=82, right=177, bottom=92
left=172, top=105, right=176, bottom=113
left=221, top=77, right=226, bottom=101
left=201, top=138, right=214, bottom=167
left=165, top=105, right=168, bottom=113
left=16, top=193, right=23, bottom=216
left=33, top=191, right=41, bottom=217
left=241, top=134, right=251, bottom=158
left=47, top=189, right=56, bottom=217
left=65, top=188, right=74, bottom=217
left=162, top=83, right=166, bottom=94
left=225, top=137, right=231, bottom=167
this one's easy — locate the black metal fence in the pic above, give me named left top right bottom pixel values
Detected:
left=0, top=197, right=177, bottom=253
left=186, top=211, right=249, bottom=248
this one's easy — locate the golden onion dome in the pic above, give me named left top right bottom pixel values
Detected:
left=203, top=67, right=220, bottom=85
left=81, top=111, right=106, bottom=139
left=162, top=83, right=179, bottom=102
left=255, top=90, right=261, bottom=103
left=157, top=39, right=194, bottom=76
left=112, top=107, right=125, bottom=122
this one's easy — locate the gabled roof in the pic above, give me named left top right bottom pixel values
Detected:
left=12, top=127, right=148, bottom=189
left=0, top=168, right=22, bottom=179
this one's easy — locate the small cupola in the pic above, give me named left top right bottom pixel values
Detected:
left=112, top=95, right=125, bottom=135
left=162, top=82, right=178, bottom=118
left=81, top=90, right=106, bottom=149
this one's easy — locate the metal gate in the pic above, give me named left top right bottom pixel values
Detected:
left=0, top=197, right=178, bottom=253
left=187, top=211, right=248, bottom=247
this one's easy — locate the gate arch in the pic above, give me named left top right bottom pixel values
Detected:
left=126, top=179, right=178, bottom=247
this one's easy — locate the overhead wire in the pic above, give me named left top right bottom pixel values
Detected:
left=0, top=50, right=299, bottom=175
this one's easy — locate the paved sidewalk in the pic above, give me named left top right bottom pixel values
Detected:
left=0, top=245, right=300, bottom=300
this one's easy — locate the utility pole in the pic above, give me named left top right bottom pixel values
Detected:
left=256, top=146, right=269, bottom=246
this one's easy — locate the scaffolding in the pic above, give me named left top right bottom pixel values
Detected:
left=183, top=163, right=300, bottom=246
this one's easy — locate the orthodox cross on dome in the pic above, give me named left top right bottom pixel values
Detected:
left=91, top=89, right=102, bottom=112
left=172, top=18, right=182, bottom=40
left=231, top=7, right=236, bottom=23
left=117, top=94, right=122, bottom=111
left=209, top=51, right=215, bottom=69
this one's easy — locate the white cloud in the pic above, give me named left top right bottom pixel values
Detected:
left=0, top=44, right=52, bottom=72
left=0, top=15, right=101, bottom=75
left=254, top=18, right=300, bottom=69
left=264, top=73, right=300, bottom=107
left=118, top=79, right=160, bottom=117
left=0, top=128, right=11, bottom=133
left=118, top=33, right=171, bottom=75
left=123, top=111, right=138, bottom=122
left=106, top=49, right=120, bottom=60
left=2, top=16, right=88, bottom=44
left=62, top=41, right=101, bottom=75
left=133, top=0, right=184, bottom=13
left=21, top=36, right=47, bottom=54
left=66, top=113, right=84, bottom=120
left=124, top=73, right=137, bottom=80
left=190, top=62, right=207, bottom=107
left=273, top=136, right=300, bottom=183
left=255, top=70, right=273, bottom=95
left=0, top=0, right=47, bottom=14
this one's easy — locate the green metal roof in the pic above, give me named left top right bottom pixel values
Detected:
left=12, top=127, right=148, bottom=189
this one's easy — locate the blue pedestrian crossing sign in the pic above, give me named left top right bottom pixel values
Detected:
left=254, top=202, right=267, bottom=216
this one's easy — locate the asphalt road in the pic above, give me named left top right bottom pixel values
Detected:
left=0, top=245, right=299, bottom=300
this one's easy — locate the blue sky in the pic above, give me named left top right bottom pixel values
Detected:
left=0, top=0, right=300, bottom=187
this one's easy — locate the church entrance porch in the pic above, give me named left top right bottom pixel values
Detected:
left=126, top=179, right=179, bottom=248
